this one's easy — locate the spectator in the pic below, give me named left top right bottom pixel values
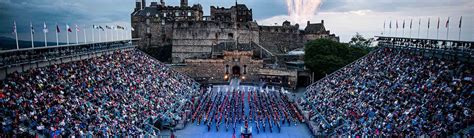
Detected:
left=299, top=47, right=473, bottom=136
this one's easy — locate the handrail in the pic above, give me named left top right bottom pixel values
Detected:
left=252, top=42, right=275, bottom=57
left=0, top=38, right=141, bottom=54
left=0, top=45, right=136, bottom=68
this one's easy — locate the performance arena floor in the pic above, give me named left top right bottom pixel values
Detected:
left=173, top=80, right=312, bottom=138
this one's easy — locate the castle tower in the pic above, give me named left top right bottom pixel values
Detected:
left=180, top=0, right=188, bottom=7
left=135, top=0, right=146, bottom=11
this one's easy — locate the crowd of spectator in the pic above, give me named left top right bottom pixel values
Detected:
left=1, top=49, right=200, bottom=136
left=299, top=47, right=473, bottom=136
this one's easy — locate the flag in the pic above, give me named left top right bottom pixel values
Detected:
left=106, top=25, right=112, bottom=29
left=13, top=21, right=17, bottom=34
left=99, top=26, right=104, bottom=31
left=43, top=22, right=48, bottom=33
left=459, top=16, right=462, bottom=28
left=428, top=18, right=430, bottom=28
left=131, top=27, right=135, bottom=31
left=117, top=25, right=125, bottom=30
left=75, top=24, right=80, bottom=32
left=402, top=20, right=405, bottom=29
left=66, top=24, right=72, bottom=32
left=396, top=20, right=398, bottom=29
left=56, top=24, right=61, bottom=33
left=389, top=21, right=392, bottom=29
left=383, top=21, right=386, bottom=29
left=31, top=22, right=35, bottom=35
left=446, top=17, right=450, bottom=28
left=437, top=17, right=440, bottom=29
left=410, top=19, right=413, bottom=29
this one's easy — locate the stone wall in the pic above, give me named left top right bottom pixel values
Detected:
left=172, top=51, right=263, bottom=83
left=171, top=21, right=259, bottom=63
left=259, top=30, right=304, bottom=54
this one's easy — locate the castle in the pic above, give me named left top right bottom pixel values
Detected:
left=131, top=0, right=339, bottom=88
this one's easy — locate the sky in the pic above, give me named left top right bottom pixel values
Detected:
left=0, top=0, right=473, bottom=43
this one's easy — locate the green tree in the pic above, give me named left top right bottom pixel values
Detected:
left=349, top=33, right=375, bottom=48
left=304, top=39, right=369, bottom=80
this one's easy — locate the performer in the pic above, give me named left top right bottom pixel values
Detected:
left=207, top=122, right=211, bottom=132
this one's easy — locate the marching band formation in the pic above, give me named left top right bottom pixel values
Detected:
left=189, top=86, right=304, bottom=134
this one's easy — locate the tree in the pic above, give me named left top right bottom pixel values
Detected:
left=349, top=33, right=375, bottom=48
left=304, top=39, right=369, bottom=80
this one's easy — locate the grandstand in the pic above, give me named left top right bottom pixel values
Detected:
left=0, top=41, right=201, bottom=136
left=0, top=40, right=311, bottom=137
left=299, top=36, right=473, bottom=136
left=1, top=36, right=472, bottom=137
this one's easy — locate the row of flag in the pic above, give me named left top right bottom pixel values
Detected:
left=384, top=16, right=462, bottom=29
left=11, top=21, right=134, bottom=50
left=13, top=22, right=132, bottom=35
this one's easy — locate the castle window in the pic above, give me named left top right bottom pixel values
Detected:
left=175, top=12, right=179, bottom=16
left=225, top=65, right=229, bottom=74
left=161, top=20, right=165, bottom=25
left=188, top=11, right=192, bottom=16
left=146, top=27, right=150, bottom=33
left=228, top=33, right=234, bottom=38
left=243, top=65, right=247, bottom=74
left=146, top=19, right=150, bottom=25
left=163, top=13, right=167, bottom=17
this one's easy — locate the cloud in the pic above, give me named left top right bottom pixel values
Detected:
left=256, top=0, right=474, bottom=42
left=259, top=8, right=474, bottom=42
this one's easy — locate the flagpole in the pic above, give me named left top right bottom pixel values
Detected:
left=436, top=29, right=439, bottom=39
left=409, top=19, right=412, bottom=38
left=436, top=17, right=439, bottom=39
left=105, top=28, right=108, bottom=42
left=30, top=22, right=34, bottom=48
left=84, top=26, right=87, bottom=43
left=116, top=28, right=119, bottom=41
left=446, top=17, right=450, bottom=40
left=114, top=28, right=116, bottom=41
left=383, top=21, right=386, bottom=36
left=56, top=23, right=59, bottom=46
left=92, top=26, right=95, bottom=42
left=99, top=28, right=102, bottom=42
left=14, top=21, right=19, bottom=49
left=418, top=19, right=421, bottom=38
left=427, top=18, right=430, bottom=39
left=75, top=25, right=79, bottom=44
left=44, top=22, right=47, bottom=47
left=459, top=16, right=462, bottom=41
left=389, top=23, right=391, bottom=36
left=395, top=21, right=398, bottom=37
left=402, top=20, right=405, bottom=37
left=66, top=24, right=70, bottom=45
left=458, top=27, right=461, bottom=41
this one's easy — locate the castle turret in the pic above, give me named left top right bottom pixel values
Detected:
left=181, top=0, right=188, bottom=7
left=135, top=0, right=146, bottom=11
